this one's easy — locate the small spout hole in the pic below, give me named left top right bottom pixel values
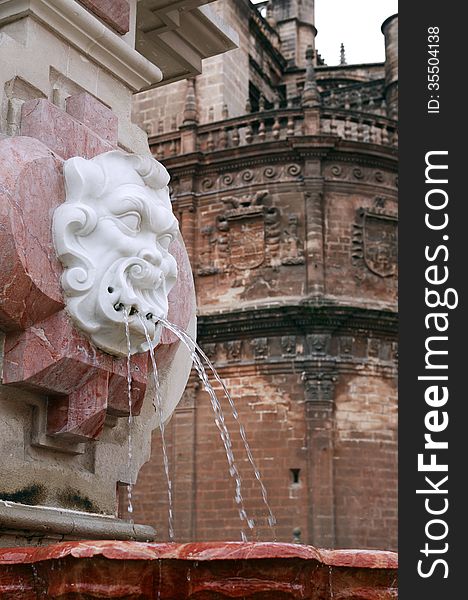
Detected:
left=107, top=287, right=114, bottom=293
left=114, top=303, right=124, bottom=312
left=146, top=313, right=153, bottom=320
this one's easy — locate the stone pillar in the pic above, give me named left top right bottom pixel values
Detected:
left=302, top=160, right=325, bottom=297
left=175, top=184, right=198, bottom=265
left=382, top=15, right=398, bottom=120
left=303, top=367, right=337, bottom=548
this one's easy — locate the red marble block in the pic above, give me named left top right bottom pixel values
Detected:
left=78, top=0, right=130, bottom=35
left=0, top=541, right=398, bottom=599
left=108, top=352, right=149, bottom=416
left=66, top=92, right=118, bottom=144
left=47, top=371, right=109, bottom=441
left=0, top=130, right=195, bottom=443
left=0, top=137, right=64, bottom=331
left=2, top=310, right=149, bottom=439
left=21, top=99, right=114, bottom=160
left=161, top=238, right=197, bottom=345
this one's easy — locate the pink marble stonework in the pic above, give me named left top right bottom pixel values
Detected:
left=21, top=99, right=114, bottom=160
left=0, top=93, right=196, bottom=442
left=0, top=541, right=398, bottom=599
left=66, top=93, right=118, bottom=145
left=77, top=0, right=130, bottom=35
left=0, top=136, right=64, bottom=332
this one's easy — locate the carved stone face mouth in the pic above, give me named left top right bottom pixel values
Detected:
left=99, top=255, right=177, bottom=350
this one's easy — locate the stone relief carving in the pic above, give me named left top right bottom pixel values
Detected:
left=251, top=337, right=269, bottom=359
left=307, top=334, right=330, bottom=355
left=224, top=340, right=242, bottom=361
left=217, top=190, right=279, bottom=271
left=302, top=372, right=337, bottom=417
left=324, top=164, right=397, bottom=189
left=202, top=342, right=217, bottom=361
left=281, top=336, right=296, bottom=356
left=281, top=215, right=305, bottom=265
left=368, top=338, right=381, bottom=359
left=198, top=164, right=302, bottom=193
left=340, top=337, right=353, bottom=356
left=198, top=194, right=305, bottom=277
left=53, top=150, right=179, bottom=357
left=352, top=198, right=397, bottom=278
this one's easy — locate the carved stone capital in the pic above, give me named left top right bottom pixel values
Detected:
left=302, top=370, right=337, bottom=416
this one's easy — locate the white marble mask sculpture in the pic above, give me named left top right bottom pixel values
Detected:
left=53, top=151, right=179, bottom=356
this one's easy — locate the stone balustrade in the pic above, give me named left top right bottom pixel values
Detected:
left=150, top=106, right=397, bottom=160
left=321, top=109, right=398, bottom=146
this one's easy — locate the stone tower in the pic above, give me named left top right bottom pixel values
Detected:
left=382, top=14, right=398, bottom=119
left=132, top=0, right=398, bottom=551
left=270, top=0, right=316, bottom=66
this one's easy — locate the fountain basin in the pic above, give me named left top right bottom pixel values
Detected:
left=0, top=540, right=397, bottom=599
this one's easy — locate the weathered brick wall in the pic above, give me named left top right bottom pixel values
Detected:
left=131, top=140, right=398, bottom=551
left=333, top=372, right=397, bottom=549
left=133, top=321, right=397, bottom=549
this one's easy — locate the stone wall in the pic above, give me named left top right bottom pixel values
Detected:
left=131, top=124, right=398, bottom=548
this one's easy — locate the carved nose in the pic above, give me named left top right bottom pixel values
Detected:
left=138, top=248, right=162, bottom=266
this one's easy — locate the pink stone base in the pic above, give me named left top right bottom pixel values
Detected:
left=0, top=541, right=397, bottom=599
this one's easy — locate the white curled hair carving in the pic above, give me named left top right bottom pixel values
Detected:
left=53, top=151, right=179, bottom=356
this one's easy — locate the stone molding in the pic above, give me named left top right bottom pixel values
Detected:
left=197, top=305, right=397, bottom=340
left=0, top=0, right=163, bottom=91
left=136, top=1, right=238, bottom=86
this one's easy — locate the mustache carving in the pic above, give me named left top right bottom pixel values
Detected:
left=104, top=256, right=177, bottom=319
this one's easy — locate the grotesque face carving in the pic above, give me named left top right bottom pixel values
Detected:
left=53, top=151, right=179, bottom=356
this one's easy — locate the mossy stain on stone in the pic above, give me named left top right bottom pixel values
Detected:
left=0, top=484, right=46, bottom=505
left=57, top=488, right=101, bottom=513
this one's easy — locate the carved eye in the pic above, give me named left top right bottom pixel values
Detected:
left=159, top=234, right=173, bottom=250
left=118, top=212, right=141, bottom=232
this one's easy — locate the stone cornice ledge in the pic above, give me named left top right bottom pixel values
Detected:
left=0, top=0, right=163, bottom=92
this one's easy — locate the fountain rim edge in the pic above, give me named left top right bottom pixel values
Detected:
left=0, top=540, right=398, bottom=569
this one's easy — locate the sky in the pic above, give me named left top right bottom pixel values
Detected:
left=252, top=0, right=398, bottom=66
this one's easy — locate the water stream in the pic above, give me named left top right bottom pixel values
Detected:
left=157, top=318, right=252, bottom=539
left=158, top=317, right=277, bottom=535
left=123, top=309, right=134, bottom=517
left=121, top=309, right=276, bottom=540
left=138, top=314, right=175, bottom=540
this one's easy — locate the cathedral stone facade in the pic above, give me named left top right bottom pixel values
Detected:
left=132, top=0, right=398, bottom=551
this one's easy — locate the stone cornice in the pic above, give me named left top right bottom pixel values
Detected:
left=0, top=0, right=163, bottom=91
left=136, top=0, right=238, bottom=87
left=156, top=138, right=397, bottom=180
left=197, top=304, right=397, bottom=340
